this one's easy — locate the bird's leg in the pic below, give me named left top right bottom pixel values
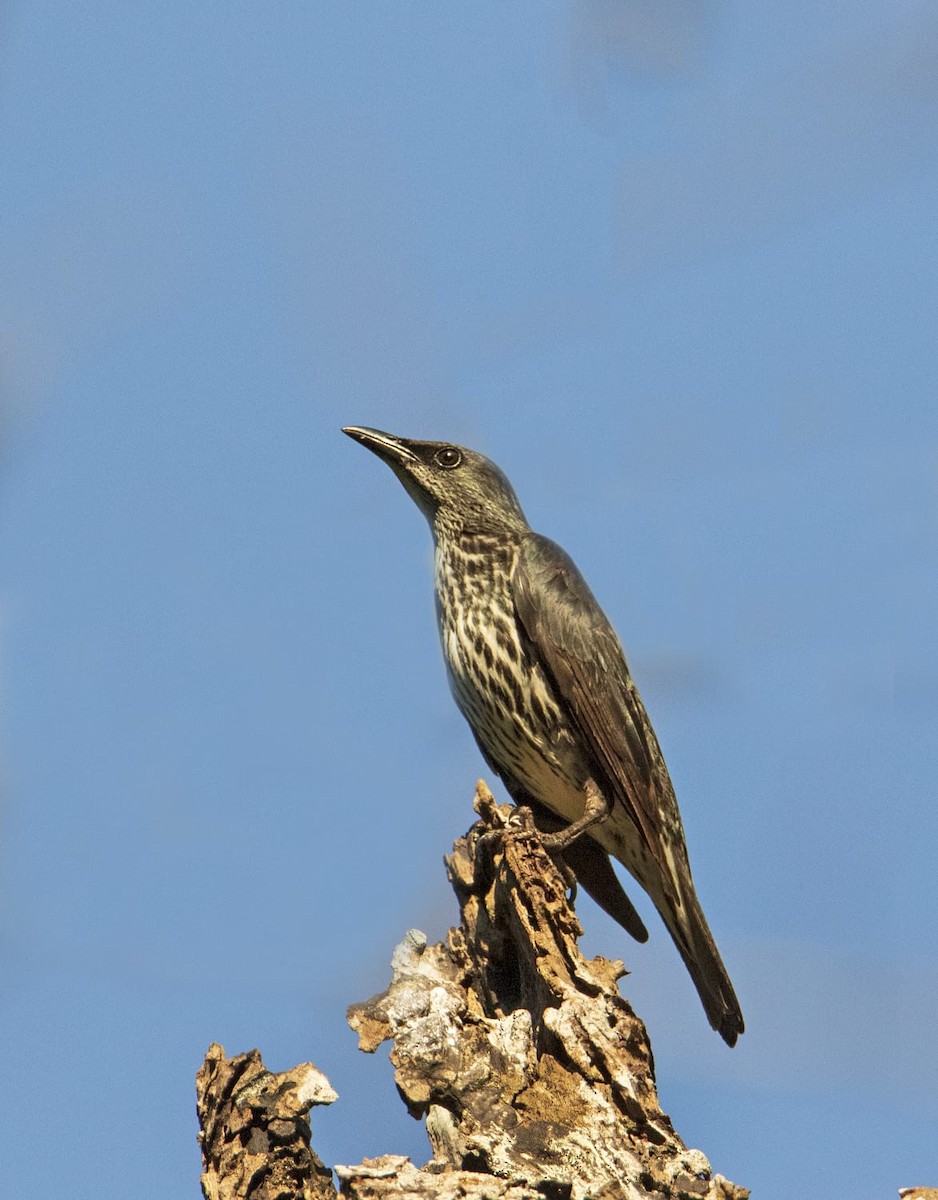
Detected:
left=536, top=778, right=610, bottom=851
left=506, top=803, right=578, bottom=896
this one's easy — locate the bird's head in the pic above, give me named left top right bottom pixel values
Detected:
left=343, top=427, right=528, bottom=536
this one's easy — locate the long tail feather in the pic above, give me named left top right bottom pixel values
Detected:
left=666, top=879, right=744, bottom=1047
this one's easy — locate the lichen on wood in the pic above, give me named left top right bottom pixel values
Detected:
left=197, top=1043, right=338, bottom=1200
left=198, top=780, right=749, bottom=1200
left=344, top=781, right=746, bottom=1200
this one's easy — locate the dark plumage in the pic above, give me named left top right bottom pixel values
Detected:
left=343, top=426, right=744, bottom=1046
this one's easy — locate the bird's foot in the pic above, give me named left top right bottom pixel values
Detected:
left=506, top=806, right=580, bottom=899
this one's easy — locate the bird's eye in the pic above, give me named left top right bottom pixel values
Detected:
left=434, top=446, right=462, bottom=469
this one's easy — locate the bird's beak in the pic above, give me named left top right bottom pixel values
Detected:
left=343, top=426, right=418, bottom=468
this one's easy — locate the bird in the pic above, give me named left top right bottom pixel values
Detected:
left=343, top=426, right=744, bottom=1046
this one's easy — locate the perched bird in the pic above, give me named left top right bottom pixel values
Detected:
left=343, top=426, right=744, bottom=1046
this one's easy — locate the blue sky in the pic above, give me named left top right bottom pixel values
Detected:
left=1, top=3, right=936, bottom=1196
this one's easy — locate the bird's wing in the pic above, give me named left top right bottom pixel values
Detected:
left=511, top=533, right=679, bottom=878
left=514, top=534, right=745, bottom=1046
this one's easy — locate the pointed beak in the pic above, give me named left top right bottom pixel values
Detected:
left=343, top=426, right=418, bottom=468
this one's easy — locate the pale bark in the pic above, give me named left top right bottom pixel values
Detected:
left=198, top=781, right=748, bottom=1200
left=197, top=1044, right=338, bottom=1200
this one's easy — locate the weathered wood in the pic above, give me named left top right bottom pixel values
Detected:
left=197, top=1043, right=338, bottom=1200
left=198, top=780, right=749, bottom=1199
left=344, top=782, right=745, bottom=1200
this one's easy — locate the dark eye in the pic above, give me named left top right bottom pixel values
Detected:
left=434, top=446, right=462, bottom=469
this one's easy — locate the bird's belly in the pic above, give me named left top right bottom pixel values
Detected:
left=441, top=617, right=590, bottom=826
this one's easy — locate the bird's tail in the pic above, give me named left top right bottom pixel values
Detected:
left=663, top=875, right=744, bottom=1047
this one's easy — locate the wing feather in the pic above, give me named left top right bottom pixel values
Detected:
left=512, top=533, right=744, bottom=1045
left=512, top=533, right=681, bottom=883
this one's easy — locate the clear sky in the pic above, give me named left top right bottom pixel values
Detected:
left=1, top=3, right=936, bottom=1197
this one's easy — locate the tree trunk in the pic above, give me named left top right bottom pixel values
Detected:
left=197, top=781, right=748, bottom=1200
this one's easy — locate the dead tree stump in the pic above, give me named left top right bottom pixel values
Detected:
left=197, top=781, right=748, bottom=1200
